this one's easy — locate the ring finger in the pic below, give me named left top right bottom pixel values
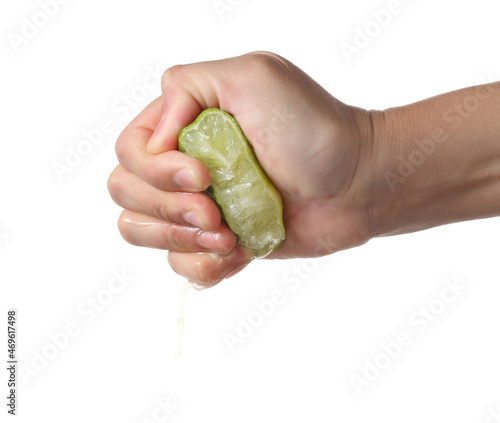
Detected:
left=118, top=210, right=237, bottom=253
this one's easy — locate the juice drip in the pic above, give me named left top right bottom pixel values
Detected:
left=174, top=280, right=192, bottom=360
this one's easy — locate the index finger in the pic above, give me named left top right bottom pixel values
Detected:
left=114, top=97, right=211, bottom=192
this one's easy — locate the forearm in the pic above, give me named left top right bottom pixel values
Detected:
left=366, top=82, right=500, bottom=237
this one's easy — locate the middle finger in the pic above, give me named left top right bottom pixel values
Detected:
left=108, top=164, right=221, bottom=231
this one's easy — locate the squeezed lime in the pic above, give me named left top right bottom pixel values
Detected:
left=178, top=108, right=285, bottom=257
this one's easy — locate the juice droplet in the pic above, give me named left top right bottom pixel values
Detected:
left=174, top=280, right=192, bottom=360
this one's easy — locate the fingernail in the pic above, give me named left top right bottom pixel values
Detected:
left=147, top=114, right=167, bottom=154
left=174, top=169, right=203, bottom=190
left=197, top=231, right=227, bottom=251
left=183, top=211, right=208, bottom=230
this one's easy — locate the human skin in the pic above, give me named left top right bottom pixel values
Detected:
left=107, top=51, right=500, bottom=288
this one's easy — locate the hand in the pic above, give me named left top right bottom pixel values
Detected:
left=108, top=52, right=374, bottom=288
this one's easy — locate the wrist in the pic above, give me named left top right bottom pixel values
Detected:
left=362, top=83, right=500, bottom=239
left=340, top=104, right=381, bottom=241
left=363, top=105, right=450, bottom=238
left=350, top=104, right=434, bottom=239
left=363, top=107, right=412, bottom=238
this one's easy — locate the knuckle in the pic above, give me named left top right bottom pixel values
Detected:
left=161, top=64, right=186, bottom=88
left=246, top=50, right=279, bottom=67
left=114, top=132, right=128, bottom=165
left=245, top=51, right=291, bottom=78
left=155, top=196, right=173, bottom=222
left=191, top=193, right=212, bottom=211
left=144, top=159, right=160, bottom=186
left=165, top=225, right=185, bottom=251
left=107, top=167, right=123, bottom=203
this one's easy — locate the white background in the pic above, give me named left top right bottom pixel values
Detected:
left=1, top=0, right=500, bottom=421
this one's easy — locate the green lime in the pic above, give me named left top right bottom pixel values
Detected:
left=178, top=108, right=285, bottom=257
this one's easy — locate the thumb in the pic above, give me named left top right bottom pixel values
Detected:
left=146, top=63, right=221, bottom=155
